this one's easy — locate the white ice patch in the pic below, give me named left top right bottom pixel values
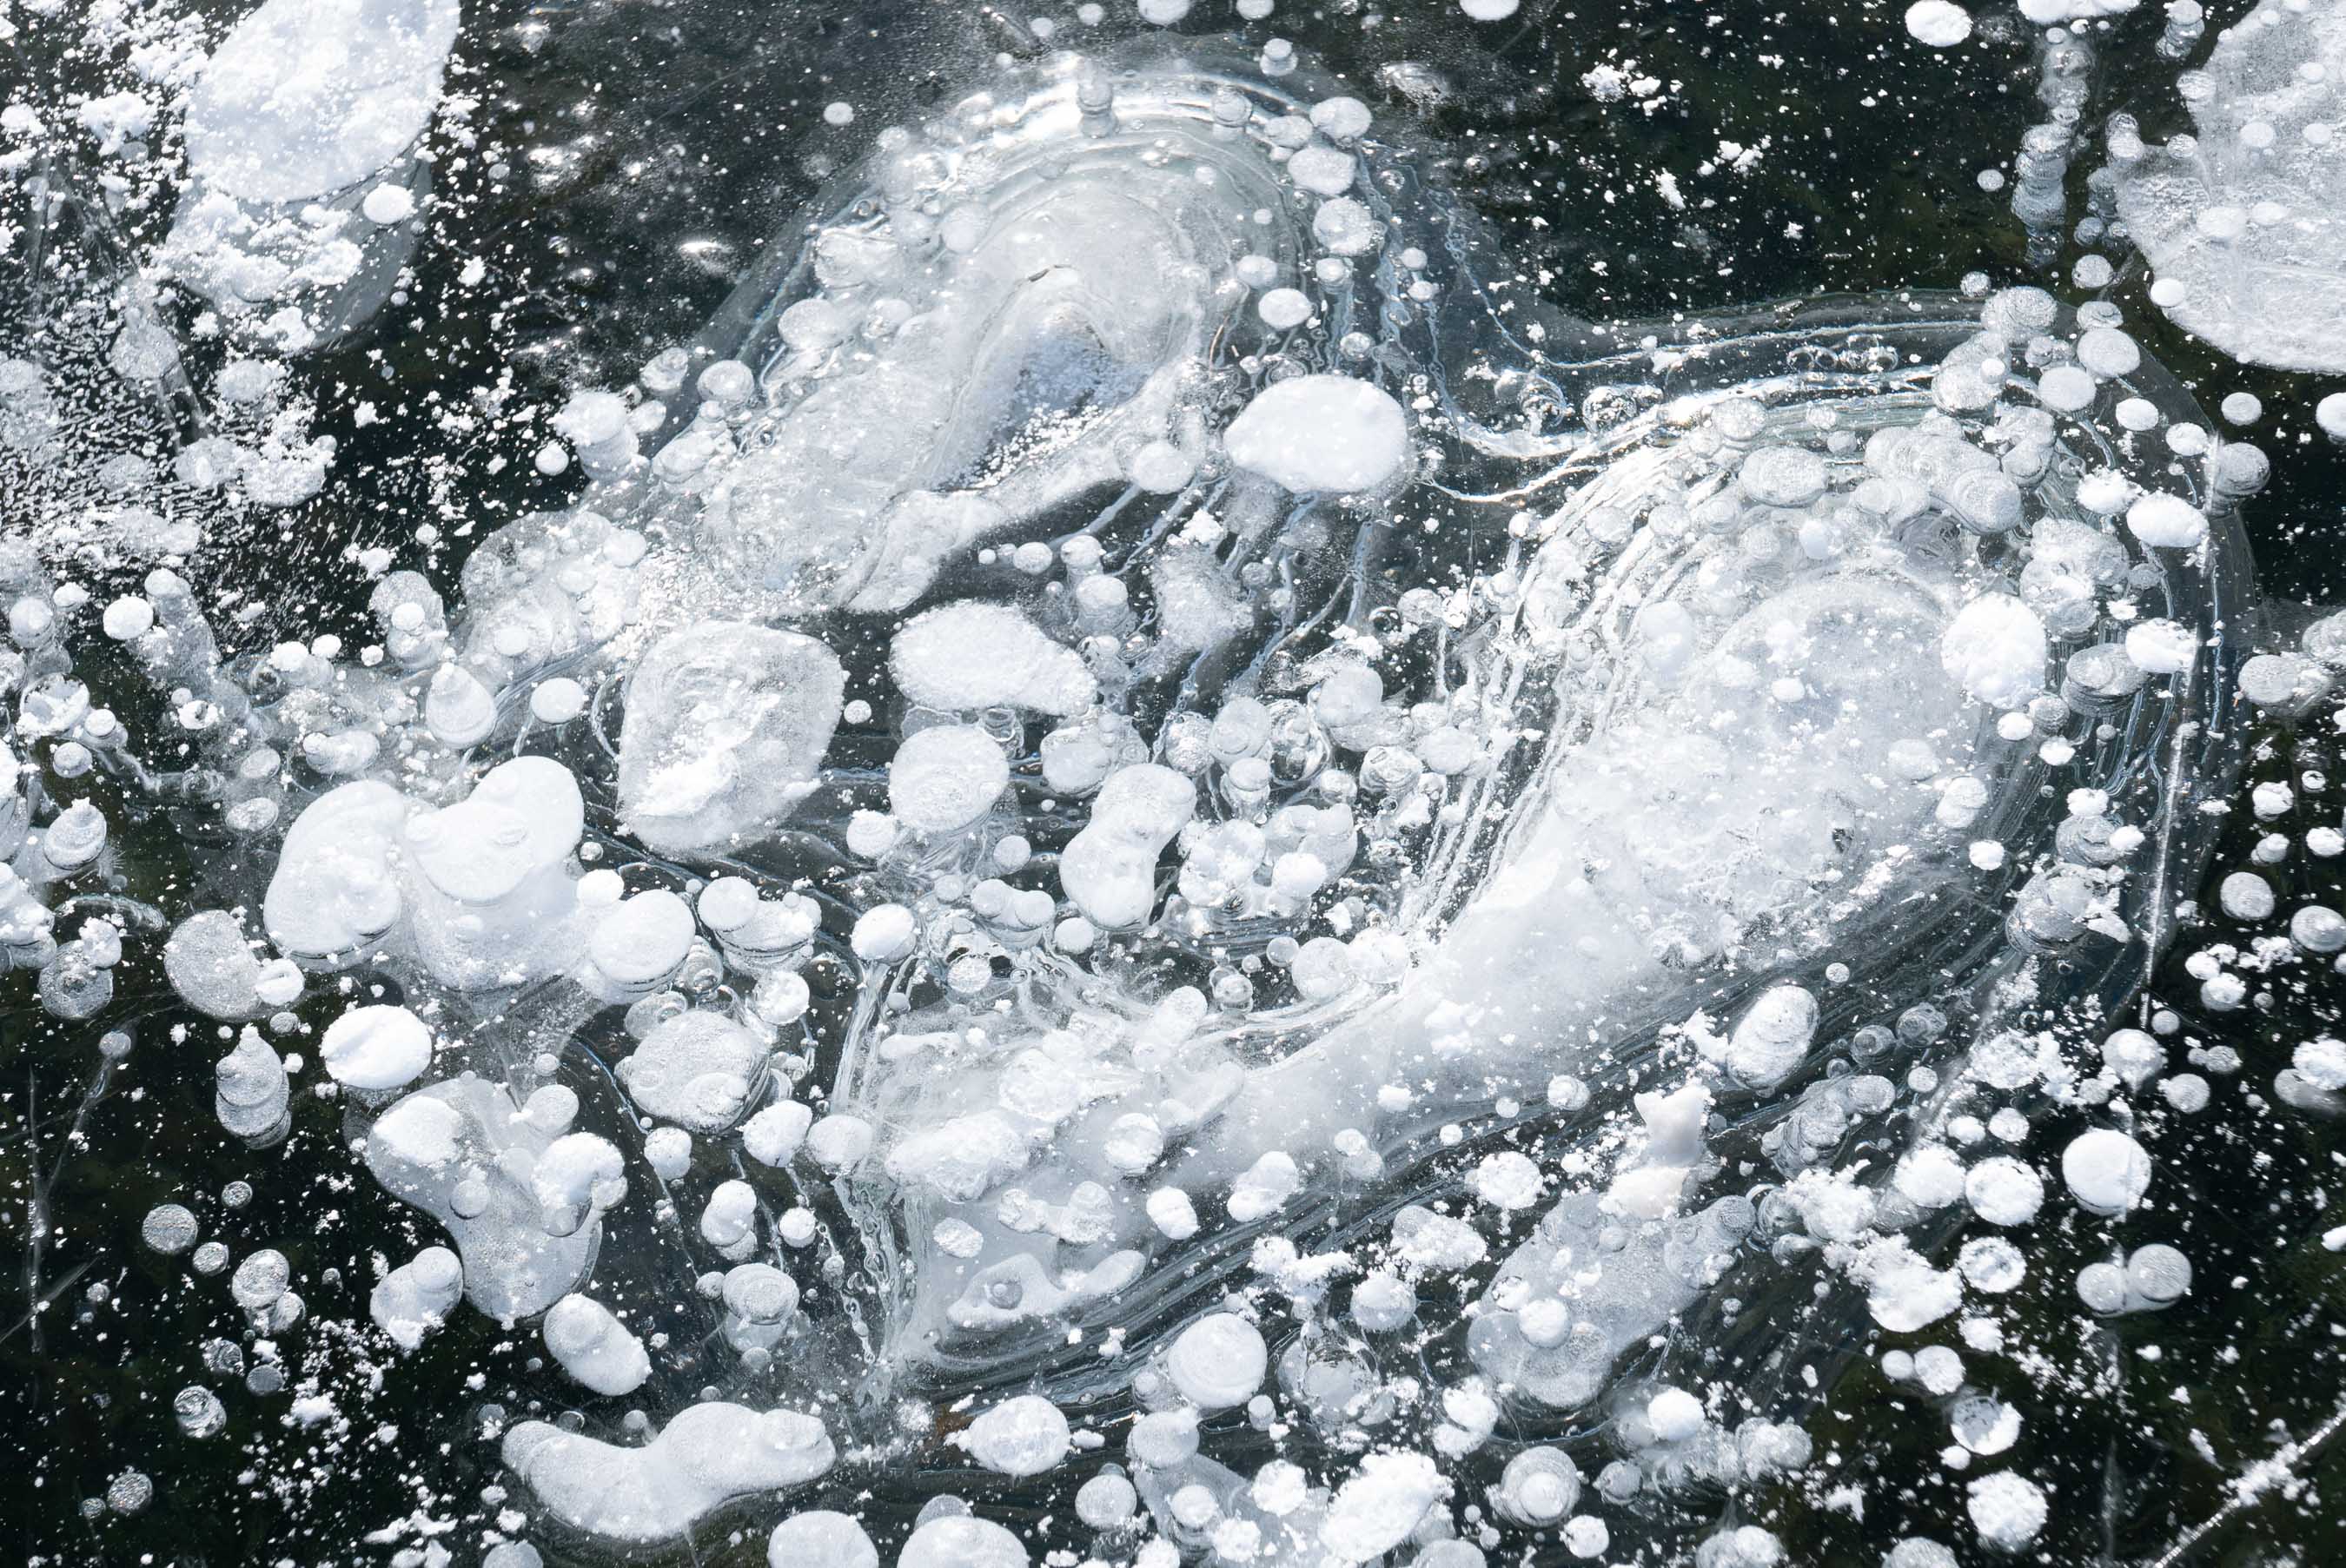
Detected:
left=1939, top=593, right=2048, bottom=709
left=891, top=602, right=1097, bottom=717
left=501, top=1403, right=834, bottom=1545
left=1223, top=375, right=1410, bottom=494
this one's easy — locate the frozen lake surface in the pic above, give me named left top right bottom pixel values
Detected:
left=3, top=2, right=2346, bottom=1565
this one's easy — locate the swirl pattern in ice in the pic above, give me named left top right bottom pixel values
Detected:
left=1, top=17, right=2314, bottom=1568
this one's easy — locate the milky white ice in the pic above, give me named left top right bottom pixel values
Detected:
left=1223, top=375, right=1411, bottom=494
left=1940, top=593, right=2048, bottom=709
left=369, top=1246, right=464, bottom=1351
left=1058, top=764, right=1197, bottom=927
left=2109, top=0, right=2346, bottom=371
left=320, top=1003, right=433, bottom=1090
left=618, top=622, right=845, bottom=855
left=543, top=1293, right=652, bottom=1395
left=891, top=602, right=1097, bottom=717
left=767, top=1512, right=879, bottom=1568
left=501, top=1403, right=834, bottom=1543
left=165, top=0, right=459, bottom=344
left=664, top=56, right=1346, bottom=615
left=957, top=1395, right=1073, bottom=1477
left=1321, top=1452, right=1448, bottom=1561
left=182, top=0, right=459, bottom=204
left=2062, top=1128, right=2154, bottom=1215
left=1905, top=0, right=1975, bottom=46
left=2125, top=492, right=2210, bottom=552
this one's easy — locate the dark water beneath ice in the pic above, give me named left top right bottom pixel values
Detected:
left=3, top=1, right=2344, bottom=1564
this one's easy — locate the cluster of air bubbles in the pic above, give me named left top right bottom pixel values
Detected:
left=4, top=3, right=2343, bottom=1565
left=2012, top=32, right=2096, bottom=262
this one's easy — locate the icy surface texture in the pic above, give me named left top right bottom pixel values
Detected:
left=267, top=756, right=590, bottom=987
left=617, top=620, right=845, bottom=855
left=364, top=1076, right=620, bottom=1319
left=163, top=0, right=459, bottom=347
left=501, top=1401, right=835, bottom=1543
left=182, top=0, right=461, bottom=206
left=2109, top=0, right=2346, bottom=370
left=547, top=45, right=1497, bottom=625
left=0, top=15, right=2301, bottom=1568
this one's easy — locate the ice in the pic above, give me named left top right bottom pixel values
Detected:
left=141, top=1204, right=199, bottom=1255
left=230, top=1248, right=295, bottom=1318
left=618, top=1009, right=768, bottom=1131
left=1223, top=375, right=1410, bottom=494
left=1469, top=1194, right=1754, bottom=1409
left=2060, top=1128, right=2153, bottom=1214
left=807, top=1114, right=876, bottom=1172
left=215, top=1029, right=292, bottom=1145
left=533, top=1133, right=627, bottom=1234
left=618, top=621, right=845, bottom=856
left=1059, top=764, right=1197, bottom=927
left=885, top=1111, right=1033, bottom=1203
left=769, top=1512, right=880, bottom=1568
left=321, top=1004, right=434, bottom=1092
left=369, top=1246, right=464, bottom=1352
left=2127, top=493, right=2210, bottom=550
left=1148, top=1187, right=1201, bottom=1241
left=182, top=0, right=458, bottom=206
left=2108, top=0, right=2346, bottom=370
left=669, top=82, right=1283, bottom=613
left=500, top=1402, right=833, bottom=1545
left=258, top=782, right=403, bottom=961
left=957, top=1394, right=1073, bottom=1476
left=1075, top=1472, right=1140, bottom=1528
left=1227, top=1150, right=1302, bottom=1221
left=1885, top=1540, right=1958, bottom=1568
left=3, top=17, right=2296, bottom=1562
left=586, top=890, right=697, bottom=997
left=898, top=1516, right=1030, bottom=1568
left=1965, top=1471, right=2048, bottom=1548
left=1940, top=593, right=2048, bottom=709
left=1164, top=1312, right=1270, bottom=1410
left=745, top=1099, right=816, bottom=1166
left=699, top=1179, right=759, bottom=1255
left=399, top=758, right=589, bottom=989
left=891, top=603, right=1097, bottom=717
left=162, top=910, right=266, bottom=1020
left=888, top=725, right=1011, bottom=836
left=552, top=392, right=640, bottom=483
left=1319, top=1452, right=1447, bottom=1562
left=721, top=1263, right=800, bottom=1349
left=165, top=0, right=459, bottom=345
left=1491, top=1446, right=1582, bottom=1526
left=1470, top=1150, right=1544, bottom=1210
left=1862, top=1243, right=1965, bottom=1333
left=1646, top=1388, right=1706, bottom=1447
left=543, top=1293, right=652, bottom=1395
left=1708, top=986, right=1819, bottom=1091
left=364, top=1077, right=620, bottom=1319
left=1964, top=1156, right=2047, bottom=1226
